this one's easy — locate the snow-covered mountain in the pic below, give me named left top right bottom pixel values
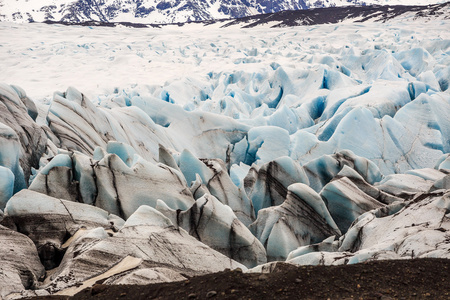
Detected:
left=0, top=0, right=447, bottom=24
left=221, top=2, right=449, bottom=28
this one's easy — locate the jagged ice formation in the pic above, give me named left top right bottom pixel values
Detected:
left=0, top=15, right=449, bottom=298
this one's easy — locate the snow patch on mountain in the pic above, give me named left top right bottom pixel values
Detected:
left=0, top=0, right=447, bottom=24
left=0, top=10, right=450, bottom=298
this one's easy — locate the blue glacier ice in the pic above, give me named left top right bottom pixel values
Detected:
left=39, top=154, right=72, bottom=175
left=106, top=141, right=138, bottom=167
left=156, top=194, right=266, bottom=268
left=28, top=142, right=195, bottom=219
left=303, top=150, right=383, bottom=193
left=437, top=154, right=450, bottom=170
left=249, top=183, right=340, bottom=261
left=2, top=18, right=450, bottom=295
left=320, top=174, right=384, bottom=233
left=0, top=167, right=14, bottom=210
left=179, top=149, right=255, bottom=225
left=247, top=156, right=309, bottom=215
left=179, top=149, right=213, bottom=185
left=246, top=126, right=290, bottom=165
left=230, top=162, right=251, bottom=187
left=0, top=120, right=26, bottom=194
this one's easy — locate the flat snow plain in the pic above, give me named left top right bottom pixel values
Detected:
left=0, top=20, right=447, bottom=102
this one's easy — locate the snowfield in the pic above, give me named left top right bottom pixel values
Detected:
left=0, top=20, right=448, bottom=102
left=0, top=16, right=450, bottom=298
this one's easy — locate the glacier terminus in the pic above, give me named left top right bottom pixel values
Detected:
left=0, top=2, right=449, bottom=298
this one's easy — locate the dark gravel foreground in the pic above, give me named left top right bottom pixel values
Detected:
left=29, top=258, right=450, bottom=300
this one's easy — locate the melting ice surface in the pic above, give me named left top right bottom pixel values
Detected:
left=2, top=20, right=449, bottom=173
left=0, top=17, right=450, bottom=297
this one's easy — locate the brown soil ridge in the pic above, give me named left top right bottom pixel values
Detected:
left=29, top=258, right=450, bottom=300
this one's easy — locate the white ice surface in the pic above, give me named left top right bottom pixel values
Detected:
left=1, top=17, right=449, bottom=210
left=0, top=20, right=447, bottom=102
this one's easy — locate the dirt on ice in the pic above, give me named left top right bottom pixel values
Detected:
left=27, top=258, right=450, bottom=300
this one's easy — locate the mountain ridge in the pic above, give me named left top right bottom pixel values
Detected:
left=0, top=0, right=447, bottom=24
left=38, top=2, right=450, bottom=29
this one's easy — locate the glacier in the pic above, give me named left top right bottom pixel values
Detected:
left=0, top=14, right=449, bottom=298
